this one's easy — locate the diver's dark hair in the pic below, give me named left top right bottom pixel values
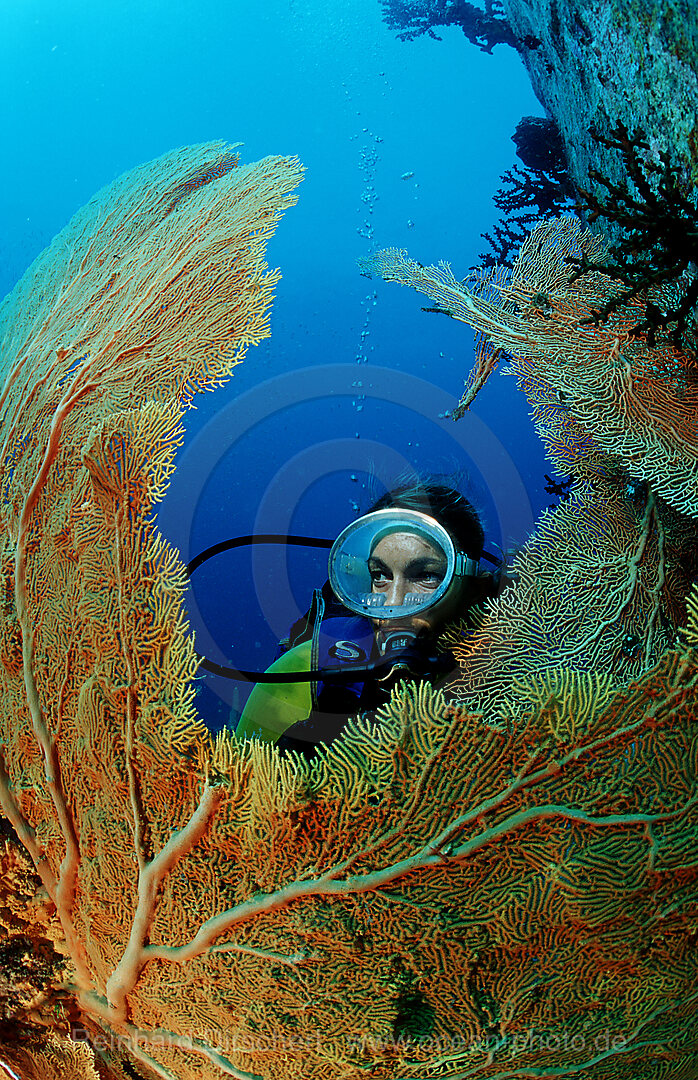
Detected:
left=368, top=480, right=484, bottom=559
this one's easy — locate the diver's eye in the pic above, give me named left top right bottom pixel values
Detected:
left=411, top=571, right=444, bottom=589
left=369, top=568, right=391, bottom=587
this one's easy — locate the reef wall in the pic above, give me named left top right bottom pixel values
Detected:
left=503, top=0, right=698, bottom=187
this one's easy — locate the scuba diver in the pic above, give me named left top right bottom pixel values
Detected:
left=233, top=481, right=501, bottom=758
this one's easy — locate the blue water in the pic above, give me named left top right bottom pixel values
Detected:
left=1, top=0, right=551, bottom=730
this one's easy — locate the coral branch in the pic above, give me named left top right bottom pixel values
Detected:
left=119, top=1024, right=263, bottom=1080
left=145, top=790, right=694, bottom=967
left=105, top=783, right=223, bottom=1020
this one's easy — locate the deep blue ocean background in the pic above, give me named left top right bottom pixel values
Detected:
left=1, top=0, right=552, bottom=731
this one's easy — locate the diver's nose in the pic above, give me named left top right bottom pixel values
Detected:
left=384, top=576, right=409, bottom=607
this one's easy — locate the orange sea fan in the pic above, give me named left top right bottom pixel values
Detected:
left=368, top=216, right=698, bottom=516
left=1, top=165, right=697, bottom=1080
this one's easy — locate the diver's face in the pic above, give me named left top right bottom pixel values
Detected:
left=368, top=532, right=450, bottom=636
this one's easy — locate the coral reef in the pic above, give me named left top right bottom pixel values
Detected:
left=501, top=0, right=698, bottom=196
left=480, top=117, right=575, bottom=267
left=379, top=0, right=517, bottom=52
left=0, top=136, right=696, bottom=1080
left=543, top=471, right=574, bottom=507
left=512, top=116, right=567, bottom=176
left=571, top=122, right=698, bottom=351
left=0, top=824, right=73, bottom=1074
left=0, top=142, right=304, bottom=1077
left=367, top=216, right=698, bottom=515
left=2, top=5, right=698, bottom=1065
left=479, top=162, right=573, bottom=266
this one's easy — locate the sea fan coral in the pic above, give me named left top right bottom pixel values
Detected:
left=1, top=170, right=697, bottom=1080
left=366, top=216, right=698, bottom=517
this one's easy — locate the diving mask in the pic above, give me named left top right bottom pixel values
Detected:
left=327, top=508, right=481, bottom=620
